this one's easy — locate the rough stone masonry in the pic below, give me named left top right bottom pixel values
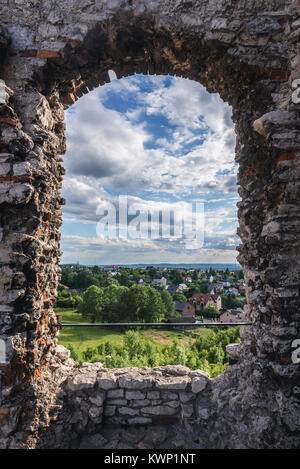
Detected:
left=0, top=0, right=299, bottom=449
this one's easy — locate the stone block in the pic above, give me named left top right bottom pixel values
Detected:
left=131, top=399, right=150, bottom=407
left=89, top=393, right=105, bottom=407
left=106, top=398, right=127, bottom=405
left=141, top=405, right=178, bottom=416
left=0, top=182, right=33, bottom=204
left=118, top=375, right=153, bottom=389
left=182, top=404, right=194, bottom=418
left=161, top=391, right=178, bottom=400
left=107, top=388, right=124, bottom=398
left=66, top=372, right=97, bottom=392
left=125, top=390, right=146, bottom=400
left=88, top=406, right=102, bottom=420
left=103, top=406, right=116, bottom=417
left=166, top=400, right=180, bottom=408
left=147, top=391, right=160, bottom=399
left=179, top=392, right=195, bottom=403
left=118, top=407, right=140, bottom=416
left=97, top=373, right=118, bottom=390
left=55, top=345, right=70, bottom=362
left=0, top=335, right=14, bottom=365
left=191, top=377, right=208, bottom=394
left=127, top=417, right=152, bottom=425
left=155, top=377, right=190, bottom=390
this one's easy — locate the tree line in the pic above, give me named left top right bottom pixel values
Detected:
left=76, top=284, right=177, bottom=323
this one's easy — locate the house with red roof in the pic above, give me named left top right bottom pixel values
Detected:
left=189, top=293, right=222, bottom=312
left=104, top=265, right=119, bottom=272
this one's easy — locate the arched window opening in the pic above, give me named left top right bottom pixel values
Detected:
left=56, top=73, right=246, bottom=377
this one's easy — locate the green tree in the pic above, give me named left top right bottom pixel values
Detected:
left=56, top=286, right=79, bottom=308
left=56, top=293, right=73, bottom=308
left=173, top=292, right=187, bottom=302
left=147, top=267, right=159, bottom=279
left=122, top=285, right=165, bottom=322
left=208, top=345, right=225, bottom=364
left=116, top=271, right=132, bottom=287
left=78, top=285, right=103, bottom=322
left=170, top=340, right=185, bottom=365
left=161, top=290, right=175, bottom=319
left=202, top=304, right=220, bottom=318
left=199, top=282, right=209, bottom=293
left=61, top=268, right=76, bottom=288
left=102, top=285, right=129, bottom=322
left=221, top=293, right=244, bottom=310
left=192, top=270, right=198, bottom=281
left=123, top=330, right=142, bottom=359
left=169, top=269, right=184, bottom=284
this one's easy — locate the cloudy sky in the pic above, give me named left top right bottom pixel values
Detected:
left=60, top=73, right=240, bottom=265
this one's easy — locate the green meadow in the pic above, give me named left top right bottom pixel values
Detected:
left=56, top=308, right=212, bottom=354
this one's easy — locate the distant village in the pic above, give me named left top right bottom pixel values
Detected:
left=58, top=264, right=247, bottom=325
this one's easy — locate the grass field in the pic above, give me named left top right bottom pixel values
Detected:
left=56, top=308, right=213, bottom=353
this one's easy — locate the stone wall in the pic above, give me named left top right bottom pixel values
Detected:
left=67, top=362, right=209, bottom=427
left=35, top=345, right=240, bottom=449
left=0, top=0, right=299, bottom=449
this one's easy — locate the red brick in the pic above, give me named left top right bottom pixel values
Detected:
left=34, top=368, right=42, bottom=379
left=20, top=50, right=60, bottom=59
left=0, top=365, right=14, bottom=386
left=37, top=50, right=60, bottom=59
left=250, top=342, right=257, bottom=354
left=0, top=116, right=20, bottom=127
left=276, top=356, right=292, bottom=364
left=276, top=152, right=295, bottom=164
left=0, top=175, right=31, bottom=183
left=20, top=50, right=38, bottom=57
left=270, top=70, right=290, bottom=81
left=0, top=142, right=9, bottom=153
left=242, top=166, right=259, bottom=183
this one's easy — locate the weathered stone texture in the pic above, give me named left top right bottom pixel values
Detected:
left=0, top=0, right=299, bottom=449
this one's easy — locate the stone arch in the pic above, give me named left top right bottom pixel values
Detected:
left=0, top=0, right=299, bottom=449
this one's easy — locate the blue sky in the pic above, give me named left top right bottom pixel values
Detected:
left=60, top=74, right=240, bottom=265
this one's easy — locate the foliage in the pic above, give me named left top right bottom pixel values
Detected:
left=221, top=293, right=244, bottom=310
left=102, top=284, right=129, bottom=322
left=169, top=269, right=184, bottom=284
left=192, top=270, right=198, bottom=281
left=77, top=285, right=104, bottom=322
left=186, top=281, right=209, bottom=297
left=115, top=270, right=133, bottom=287
left=122, top=284, right=166, bottom=322
left=202, top=304, right=220, bottom=318
left=160, top=289, right=175, bottom=319
left=61, top=265, right=114, bottom=289
left=172, top=292, right=187, bottom=302
left=68, top=327, right=240, bottom=378
left=57, top=265, right=245, bottom=378
left=56, top=286, right=82, bottom=308
left=73, top=283, right=168, bottom=323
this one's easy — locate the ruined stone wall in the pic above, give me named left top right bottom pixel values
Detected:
left=39, top=346, right=213, bottom=449
left=0, top=0, right=299, bottom=449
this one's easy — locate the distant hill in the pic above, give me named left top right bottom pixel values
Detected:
left=61, top=263, right=242, bottom=271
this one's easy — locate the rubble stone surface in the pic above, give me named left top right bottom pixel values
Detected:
left=0, top=0, right=299, bottom=449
